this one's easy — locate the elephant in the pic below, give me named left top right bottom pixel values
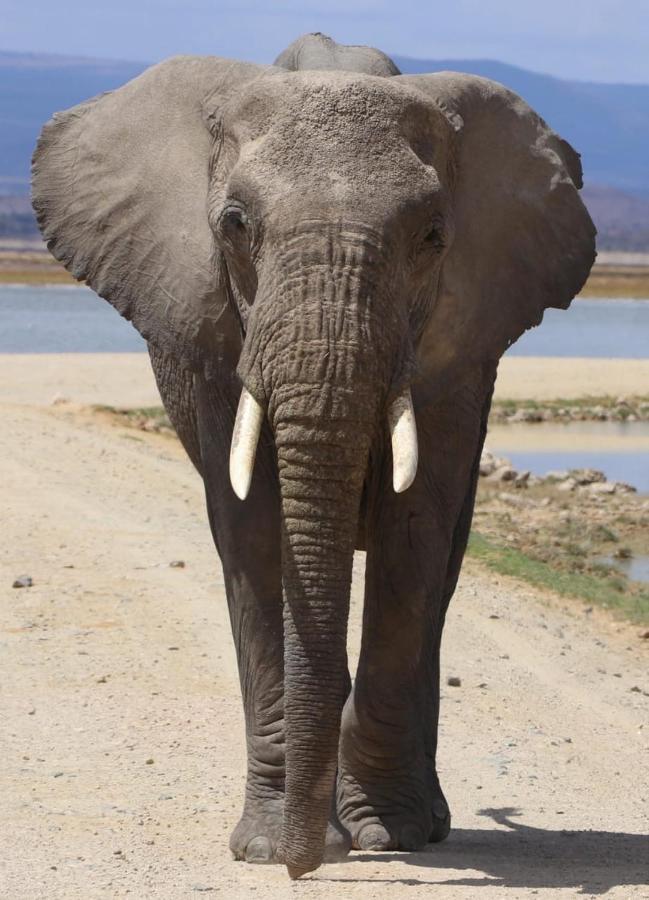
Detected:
left=31, top=33, right=596, bottom=879
left=275, top=32, right=401, bottom=76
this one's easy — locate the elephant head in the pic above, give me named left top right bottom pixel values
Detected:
left=32, top=53, right=595, bottom=876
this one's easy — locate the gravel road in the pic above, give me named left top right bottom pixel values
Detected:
left=1, top=401, right=647, bottom=899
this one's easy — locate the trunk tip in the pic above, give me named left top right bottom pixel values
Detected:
left=286, top=863, right=317, bottom=880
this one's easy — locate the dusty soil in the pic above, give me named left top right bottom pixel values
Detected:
left=1, top=395, right=648, bottom=899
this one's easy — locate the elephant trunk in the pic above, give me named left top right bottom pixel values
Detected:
left=273, top=386, right=373, bottom=876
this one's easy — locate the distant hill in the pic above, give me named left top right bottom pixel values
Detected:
left=394, top=56, right=649, bottom=197
left=0, top=51, right=145, bottom=195
left=1, top=49, right=648, bottom=249
left=580, top=184, right=649, bottom=252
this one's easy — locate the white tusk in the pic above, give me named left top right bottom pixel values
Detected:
left=230, top=387, right=264, bottom=500
left=388, top=386, right=418, bottom=493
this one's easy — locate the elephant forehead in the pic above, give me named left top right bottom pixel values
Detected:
left=233, top=125, right=441, bottom=212
left=225, top=69, right=435, bottom=140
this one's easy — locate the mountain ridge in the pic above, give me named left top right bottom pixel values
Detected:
left=1, top=49, right=647, bottom=249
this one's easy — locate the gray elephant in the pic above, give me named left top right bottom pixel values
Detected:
left=32, top=33, right=595, bottom=879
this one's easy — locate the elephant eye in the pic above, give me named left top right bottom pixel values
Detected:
left=218, top=204, right=251, bottom=245
left=422, top=221, right=445, bottom=253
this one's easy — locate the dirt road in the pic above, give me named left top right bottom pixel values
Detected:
left=1, top=399, right=647, bottom=899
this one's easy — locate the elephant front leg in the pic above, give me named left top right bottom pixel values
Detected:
left=218, top=532, right=350, bottom=865
left=223, top=571, right=285, bottom=863
left=197, top=379, right=350, bottom=864
left=337, top=511, right=452, bottom=852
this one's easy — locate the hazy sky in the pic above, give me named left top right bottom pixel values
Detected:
left=4, top=0, right=649, bottom=83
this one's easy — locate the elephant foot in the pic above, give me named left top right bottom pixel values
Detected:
left=229, top=796, right=283, bottom=863
left=337, top=768, right=451, bottom=851
left=230, top=795, right=351, bottom=864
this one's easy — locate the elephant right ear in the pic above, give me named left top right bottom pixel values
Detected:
left=398, top=72, right=596, bottom=389
left=32, top=56, right=264, bottom=372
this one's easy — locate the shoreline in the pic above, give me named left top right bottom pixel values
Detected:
left=2, top=277, right=649, bottom=299
left=495, top=357, right=649, bottom=401
left=2, top=251, right=649, bottom=297
left=1, top=352, right=648, bottom=408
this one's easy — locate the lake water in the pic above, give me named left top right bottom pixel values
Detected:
left=0, top=285, right=145, bottom=352
left=507, top=298, right=649, bottom=358
left=1, top=286, right=648, bottom=357
left=598, top=555, right=649, bottom=584
left=487, top=421, right=649, bottom=493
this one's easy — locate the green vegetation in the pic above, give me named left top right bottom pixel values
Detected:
left=93, top=405, right=173, bottom=433
left=493, top=395, right=648, bottom=412
left=467, top=531, right=649, bottom=624
left=490, top=394, right=649, bottom=423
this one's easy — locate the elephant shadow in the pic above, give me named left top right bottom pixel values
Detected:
left=327, top=808, right=648, bottom=895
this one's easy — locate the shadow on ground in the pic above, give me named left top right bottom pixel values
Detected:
left=320, top=808, right=648, bottom=895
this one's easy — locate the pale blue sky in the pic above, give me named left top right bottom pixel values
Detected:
left=4, top=0, right=648, bottom=83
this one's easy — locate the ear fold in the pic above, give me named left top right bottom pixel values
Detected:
left=32, top=56, right=264, bottom=373
left=400, top=72, right=596, bottom=385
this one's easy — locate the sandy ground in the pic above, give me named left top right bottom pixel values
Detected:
left=2, top=353, right=649, bottom=409
left=1, top=359, right=648, bottom=899
left=494, top=359, right=649, bottom=402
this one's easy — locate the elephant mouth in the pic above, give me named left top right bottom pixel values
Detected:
left=229, top=383, right=418, bottom=500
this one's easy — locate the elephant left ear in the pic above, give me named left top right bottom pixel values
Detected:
left=32, top=56, right=264, bottom=373
left=399, top=72, right=596, bottom=382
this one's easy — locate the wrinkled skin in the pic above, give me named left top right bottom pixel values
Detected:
left=32, top=33, right=596, bottom=878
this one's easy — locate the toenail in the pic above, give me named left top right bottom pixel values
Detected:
left=357, top=823, right=392, bottom=851
left=245, top=836, right=273, bottom=863
left=432, top=798, right=449, bottom=820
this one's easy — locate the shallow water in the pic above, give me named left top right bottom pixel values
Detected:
left=499, top=450, right=648, bottom=493
left=506, top=298, right=649, bottom=358
left=1, top=287, right=648, bottom=357
left=0, top=285, right=145, bottom=352
left=487, top=421, right=649, bottom=493
left=598, top=555, right=649, bottom=585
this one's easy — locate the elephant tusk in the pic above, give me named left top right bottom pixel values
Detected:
left=388, top=386, right=418, bottom=493
left=230, top=387, right=264, bottom=500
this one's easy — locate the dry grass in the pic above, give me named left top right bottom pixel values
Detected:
left=2, top=252, right=649, bottom=296
left=579, top=265, right=649, bottom=298
left=0, top=250, right=76, bottom=285
left=0, top=266, right=76, bottom=285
